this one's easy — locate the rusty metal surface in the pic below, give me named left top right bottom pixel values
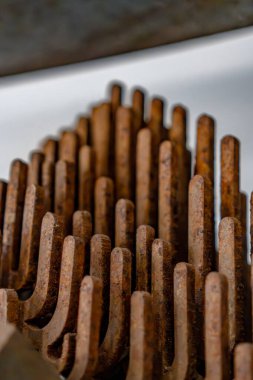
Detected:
left=0, top=82, right=252, bottom=379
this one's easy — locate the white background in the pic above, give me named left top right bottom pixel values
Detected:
left=0, top=27, right=252, bottom=242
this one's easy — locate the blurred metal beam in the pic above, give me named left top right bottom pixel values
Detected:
left=0, top=0, right=253, bottom=76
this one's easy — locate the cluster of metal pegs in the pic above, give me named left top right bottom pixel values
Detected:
left=0, top=82, right=252, bottom=380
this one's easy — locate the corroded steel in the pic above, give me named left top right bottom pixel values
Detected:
left=94, top=176, right=114, bottom=241
left=78, top=145, right=95, bottom=212
left=234, top=343, right=253, bottom=380
left=136, top=225, right=155, bottom=292
left=132, top=88, right=145, bottom=134
left=27, top=151, right=45, bottom=186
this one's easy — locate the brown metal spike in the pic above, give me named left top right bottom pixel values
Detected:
left=110, top=83, right=123, bottom=117
left=92, top=103, right=112, bottom=178
left=42, top=160, right=55, bottom=212
left=136, top=128, right=155, bottom=227
left=54, top=160, right=75, bottom=234
left=73, top=210, right=92, bottom=276
left=158, top=140, right=178, bottom=261
left=21, top=212, right=64, bottom=350
left=41, top=236, right=85, bottom=365
left=0, top=180, right=7, bottom=232
left=188, top=174, right=213, bottom=362
left=221, top=135, right=240, bottom=219
left=234, top=343, right=253, bottom=380
left=11, top=185, right=45, bottom=290
left=42, top=138, right=58, bottom=163
left=126, top=291, right=154, bottom=380
left=170, top=105, right=191, bottom=262
left=1, top=159, right=28, bottom=287
left=90, top=234, right=111, bottom=340
left=194, top=115, right=215, bottom=185
left=66, top=276, right=102, bottom=380
left=27, top=151, right=45, bottom=186
left=75, top=116, right=90, bottom=147
left=59, top=130, right=78, bottom=165
left=218, top=217, right=246, bottom=351
left=136, top=225, right=155, bottom=292
left=194, top=114, right=215, bottom=269
left=132, top=88, right=145, bottom=134
left=115, top=106, right=134, bottom=200
left=0, top=288, right=19, bottom=325
left=152, top=238, right=174, bottom=374
left=240, top=191, right=247, bottom=260
left=78, top=145, right=95, bottom=212
left=169, top=262, right=196, bottom=380
left=95, top=247, right=131, bottom=376
left=94, top=177, right=114, bottom=241
left=205, top=272, right=229, bottom=380
left=115, top=199, right=135, bottom=252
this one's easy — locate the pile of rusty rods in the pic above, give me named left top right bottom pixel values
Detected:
left=0, top=82, right=252, bottom=380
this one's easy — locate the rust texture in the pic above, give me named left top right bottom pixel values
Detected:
left=188, top=174, right=213, bottom=362
left=0, top=82, right=252, bottom=379
left=234, top=343, right=253, bottom=380
left=218, top=217, right=245, bottom=351
left=94, top=176, right=114, bottom=241
left=126, top=291, right=154, bottom=380
left=42, top=138, right=58, bottom=163
left=54, top=160, right=75, bottom=234
left=27, top=151, right=45, bottom=186
left=115, top=107, right=134, bottom=200
left=136, top=128, right=154, bottom=227
left=205, top=272, right=229, bottom=380
left=75, top=116, right=90, bottom=147
left=1, top=160, right=28, bottom=287
left=170, top=105, right=191, bottom=262
left=152, top=239, right=173, bottom=375
left=136, top=225, right=155, bottom=292
left=132, top=88, right=145, bottom=134
left=158, top=140, right=178, bottom=262
left=221, top=135, right=240, bottom=219
left=92, top=103, right=112, bottom=178
left=78, top=145, right=95, bottom=212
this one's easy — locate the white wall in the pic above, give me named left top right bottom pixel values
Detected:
left=0, top=27, right=252, bottom=241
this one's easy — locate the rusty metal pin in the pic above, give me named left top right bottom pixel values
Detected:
left=132, top=88, right=145, bottom=134
left=240, top=191, right=247, bottom=260
left=75, top=116, right=90, bottom=147
left=27, top=151, right=45, bottom=186
left=0, top=288, right=19, bottom=326
left=42, top=236, right=85, bottom=364
left=188, top=175, right=213, bottom=362
left=59, top=130, right=78, bottom=165
left=0, top=180, right=7, bottom=232
left=21, top=213, right=64, bottom=349
left=170, top=262, right=196, bottom=380
left=136, top=128, right=154, bottom=227
left=42, top=160, right=55, bottom=212
left=115, top=106, right=134, bottom=200
left=218, top=217, right=245, bottom=351
left=234, top=343, right=253, bottom=380
left=115, top=199, right=135, bottom=252
left=1, top=160, right=28, bottom=287
left=205, top=272, right=229, bottom=380
left=54, top=160, right=75, bottom=234
left=126, top=291, right=154, bottom=380
left=12, top=185, right=45, bottom=290
left=136, top=225, right=155, bottom=292
left=110, top=82, right=123, bottom=117
left=221, top=135, right=240, bottom=219
left=78, top=145, right=95, bottom=212
left=170, top=106, right=191, bottom=262
left=95, top=247, right=131, bottom=375
left=152, top=238, right=174, bottom=374
left=42, top=138, right=58, bottom=163
left=158, top=140, right=178, bottom=261
left=94, top=176, right=114, bottom=241
left=90, top=234, right=111, bottom=340
left=92, top=103, right=112, bottom=178
left=73, top=211, right=92, bottom=275
left=65, top=276, right=102, bottom=380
